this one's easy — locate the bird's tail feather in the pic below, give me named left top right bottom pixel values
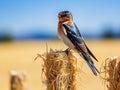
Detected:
left=82, top=54, right=99, bottom=76
left=86, top=60, right=99, bottom=75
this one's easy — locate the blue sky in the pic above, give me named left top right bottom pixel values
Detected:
left=0, top=0, right=120, bottom=36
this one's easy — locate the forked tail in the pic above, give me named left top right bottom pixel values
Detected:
left=82, top=54, right=100, bottom=76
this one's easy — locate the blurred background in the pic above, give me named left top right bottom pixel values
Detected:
left=0, top=0, right=120, bottom=41
left=0, top=1, right=120, bottom=90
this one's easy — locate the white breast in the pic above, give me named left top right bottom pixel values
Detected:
left=59, top=27, right=75, bottom=49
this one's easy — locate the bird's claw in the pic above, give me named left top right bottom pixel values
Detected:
left=65, top=48, right=71, bottom=55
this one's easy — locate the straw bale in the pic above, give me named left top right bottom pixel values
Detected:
left=37, top=49, right=77, bottom=90
left=10, top=70, right=28, bottom=90
left=101, top=56, right=120, bottom=90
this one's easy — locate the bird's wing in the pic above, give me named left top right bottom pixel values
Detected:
left=74, top=23, right=98, bottom=61
left=73, top=23, right=82, bottom=36
left=62, top=23, right=99, bottom=75
left=84, top=42, right=98, bottom=61
left=62, top=23, right=87, bottom=56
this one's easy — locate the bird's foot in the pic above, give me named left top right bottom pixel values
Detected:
left=65, top=48, right=71, bottom=55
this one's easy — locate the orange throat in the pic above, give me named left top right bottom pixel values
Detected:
left=59, top=18, right=73, bottom=24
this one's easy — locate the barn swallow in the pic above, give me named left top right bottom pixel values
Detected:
left=58, top=11, right=99, bottom=75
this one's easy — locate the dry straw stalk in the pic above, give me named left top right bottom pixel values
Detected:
left=37, top=49, right=78, bottom=90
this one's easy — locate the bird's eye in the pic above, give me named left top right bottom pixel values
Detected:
left=58, top=13, right=70, bottom=18
left=62, top=14, right=67, bottom=17
left=59, top=14, right=69, bottom=18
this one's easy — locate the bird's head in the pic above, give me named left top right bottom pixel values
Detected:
left=58, top=11, right=73, bottom=23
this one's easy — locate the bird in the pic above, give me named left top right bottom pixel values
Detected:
left=58, top=11, right=99, bottom=75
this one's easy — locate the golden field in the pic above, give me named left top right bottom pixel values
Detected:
left=0, top=39, right=120, bottom=90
